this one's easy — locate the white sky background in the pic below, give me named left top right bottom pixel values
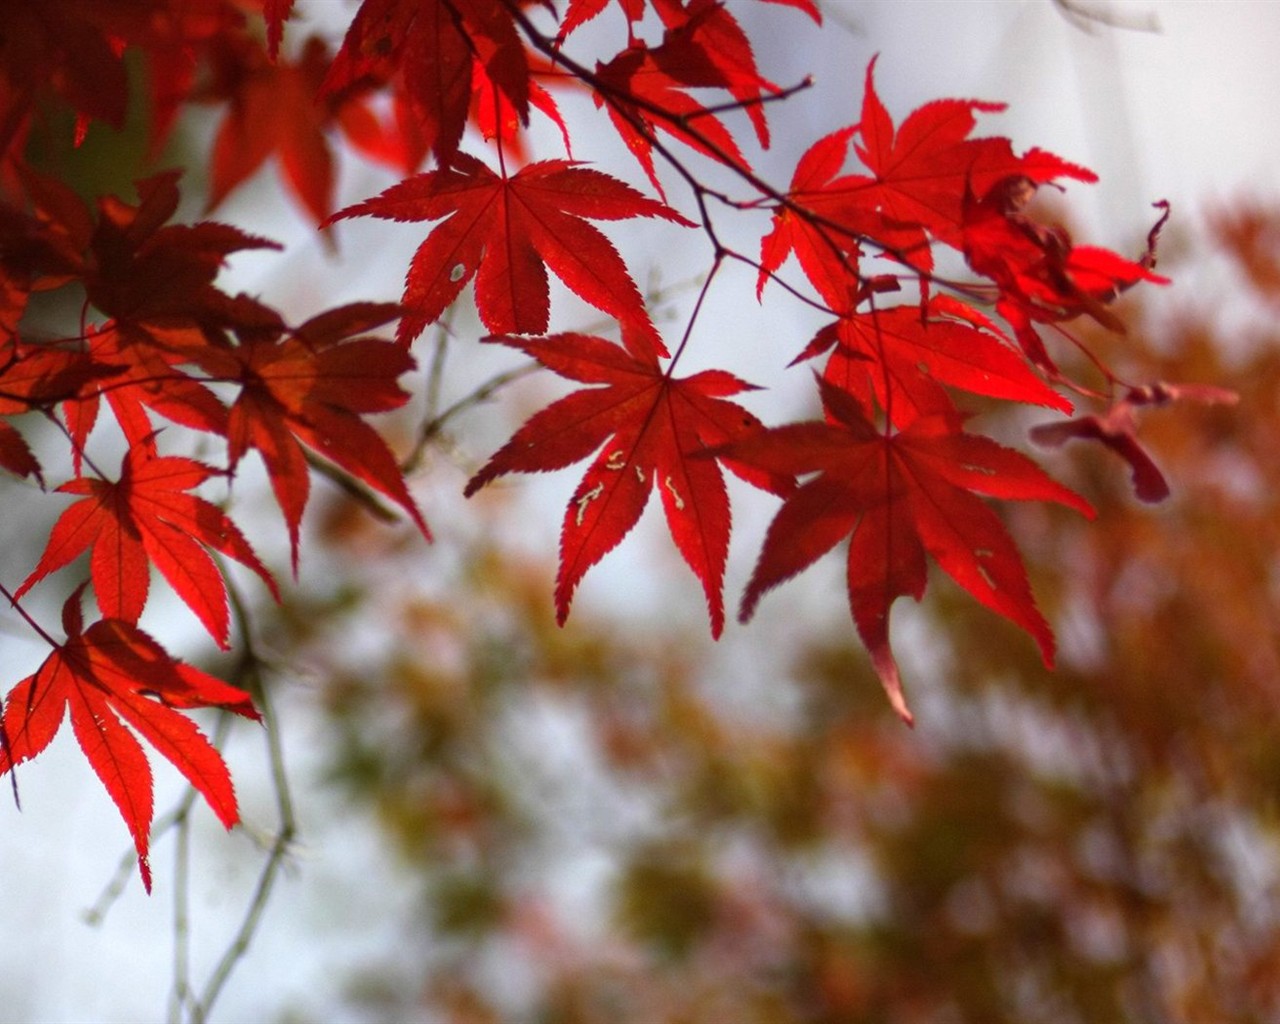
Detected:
left=4, top=2, right=1280, bottom=1021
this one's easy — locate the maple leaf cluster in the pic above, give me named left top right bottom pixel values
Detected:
left=0, top=0, right=1224, bottom=888
left=0, top=153, right=427, bottom=886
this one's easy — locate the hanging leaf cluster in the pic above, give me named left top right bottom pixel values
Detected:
left=0, top=0, right=1226, bottom=886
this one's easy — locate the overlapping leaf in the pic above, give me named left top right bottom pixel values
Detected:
left=592, top=9, right=763, bottom=197
left=15, top=442, right=278, bottom=648
left=757, top=126, right=865, bottom=311
left=963, top=177, right=1169, bottom=369
left=558, top=0, right=820, bottom=45
left=796, top=296, right=1072, bottom=427
left=0, top=335, right=113, bottom=482
left=320, top=0, right=530, bottom=168
left=465, top=333, right=793, bottom=636
left=186, top=303, right=429, bottom=566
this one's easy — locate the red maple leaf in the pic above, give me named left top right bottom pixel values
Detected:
left=794, top=296, right=1073, bottom=428
left=761, top=59, right=1097, bottom=286
left=14, top=441, right=279, bottom=648
left=963, top=177, right=1170, bottom=370
left=650, top=0, right=781, bottom=149
left=847, top=58, right=1096, bottom=259
left=557, top=0, right=820, bottom=44
left=465, top=332, right=793, bottom=637
left=201, top=33, right=357, bottom=225
left=0, top=334, right=114, bottom=483
left=757, top=126, right=865, bottom=312
left=320, top=0, right=530, bottom=168
left=3, top=168, right=283, bottom=339
left=0, top=588, right=258, bottom=892
left=186, top=303, right=429, bottom=566
left=592, top=14, right=759, bottom=198
left=469, top=51, right=573, bottom=162
left=64, top=322, right=233, bottom=463
left=725, top=376, right=1093, bottom=723
left=260, top=0, right=295, bottom=58
left=83, top=171, right=283, bottom=332
left=1, top=165, right=97, bottom=305
left=330, top=154, right=693, bottom=356
left=0, top=1, right=137, bottom=144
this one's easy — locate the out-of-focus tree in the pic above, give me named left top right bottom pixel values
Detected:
left=275, top=207, right=1279, bottom=1023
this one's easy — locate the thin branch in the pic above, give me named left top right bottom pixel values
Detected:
left=186, top=583, right=299, bottom=1024
left=684, top=76, right=814, bottom=122
left=1051, top=0, right=1161, bottom=34
left=189, top=665, right=296, bottom=1024
left=304, top=449, right=400, bottom=524
left=408, top=360, right=542, bottom=470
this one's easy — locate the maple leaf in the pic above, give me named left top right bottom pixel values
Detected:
left=650, top=0, right=781, bottom=149
left=0, top=1, right=135, bottom=142
left=64, top=322, right=233, bottom=463
left=84, top=171, right=283, bottom=331
left=1, top=166, right=96, bottom=299
left=6, top=167, right=285, bottom=340
left=330, top=154, right=693, bottom=356
left=321, top=0, right=530, bottom=168
left=725, top=376, right=1093, bottom=723
left=557, top=0, right=820, bottom=44
left=757, top=126, right=865, bottom=311
left=470, top=51, right=574, bottom=161
left=135, top=2, right=250, bottom=161
left=0, top=334, right=115, bottom=483
left=795, top=296, right=1073, bottom=428
left=0, top=588, right=257, bottom=892
left=764, top=59, right=1097, bottom=282
left=963, top=177, right=1170, bottom=369
left=852, top=58, right=1096, bottom=252
left=15, top=441, right=279, bottom=648
left=186, top=303, right=429, bottom=567
left=592, top=18, right=756, bottom=198
left=201, top=33, right=348, bottom=225
left=465, top=332, right=793, bottom=637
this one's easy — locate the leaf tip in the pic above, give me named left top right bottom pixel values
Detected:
left=870, top=643, right=914, bottom=727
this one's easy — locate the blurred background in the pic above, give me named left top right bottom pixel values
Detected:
left=2, top=1, right=1279, bottom=1021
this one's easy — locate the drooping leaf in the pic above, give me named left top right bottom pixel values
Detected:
left=962, top=176, right=1170, bottom=369
left=726, top=376, right=1092, bottom=723
left=0, top=590, right=257, bottom=892
left=1031, top=381, right=1238, bottom=503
